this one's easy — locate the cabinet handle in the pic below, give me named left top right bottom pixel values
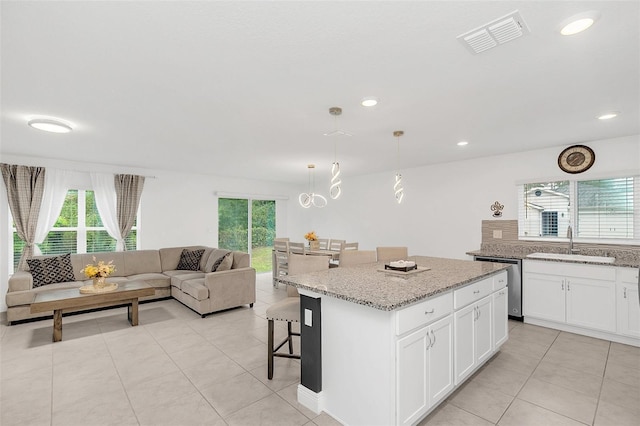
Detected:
left=567, top=281, right=570, bottom=291
left=624, top=288, right=627, bottom=299
left=424, top=309, right=435, bottom=315
left=473, top=290, right=480, bottom=294
left=561, top=280, right=564, bottom=291
left=430, top=330, right=436, bottom=348
left=426, top=331, right=432, bottom=349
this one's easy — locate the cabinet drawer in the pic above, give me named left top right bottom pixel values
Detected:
left=619, top=267, right=639, bottom=284
left=454, top=277, right=493, bottom=309
left=493, top=271, right=508, bottom=291
left=524, top=260, right=615, bottom=281
left=396, top=292, right=452, bottom=335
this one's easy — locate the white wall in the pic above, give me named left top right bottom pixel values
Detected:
left=287, top=135, right=640, bottom=259
left=2, top=134, right=638, bottom=312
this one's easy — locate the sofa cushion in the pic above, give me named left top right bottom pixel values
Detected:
left=205, top=249, right=231, bottom=271
left=159, top=246, right=209, bottom=272
left=170, top=272, right=205, bottom=289
left=27, top=253, right=76, bottom=288
left=181, top=279, right=209, bottom=301
left=176, top=249, right=205, bottom=271
left=127, top=273, right=170, bottom=289
left=210, top=252, right=233, bottom=272
left=122, top=250, right=162, bottom=275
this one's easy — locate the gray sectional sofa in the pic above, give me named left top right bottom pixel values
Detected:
left=6, top=245, right=256, bottom=324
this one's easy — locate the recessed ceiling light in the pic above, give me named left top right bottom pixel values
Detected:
left=457, top=141, right=469, bottom=146
left=361, top=97, right=378, bottom=107
left=597, top=112, right=619, bottom=120
left=559, top=11, right=600, bottom=36
left=28, top=117, right=73, bottom=133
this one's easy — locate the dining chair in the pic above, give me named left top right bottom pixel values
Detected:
left=329, top=239, right=345, bottom=251
left=339, top=250, right=377, bottom=267
left=288, top=242, right=306, bottom=255
left=376, top=246, right=409, bottom=263
left=317, top=238, right=330, bottom=250
left=266, top=253, right=329, bottom=379
left=273, top=239, right=290, bottom=287
left=341, top=242, right=359, bottom=252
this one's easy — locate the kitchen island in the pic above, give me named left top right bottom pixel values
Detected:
left=277, top=256, right=510, bottom=426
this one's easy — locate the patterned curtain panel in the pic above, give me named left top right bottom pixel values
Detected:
left=114, top=174, right=145, bottom=251
left=0, top=164, right=46, bottom=270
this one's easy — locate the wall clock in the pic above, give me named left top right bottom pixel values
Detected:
left=557, top=145, right=595, bottom=174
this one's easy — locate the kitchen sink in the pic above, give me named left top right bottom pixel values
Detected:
left=527, top=252, right=616, bottom=264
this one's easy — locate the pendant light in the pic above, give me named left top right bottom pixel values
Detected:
left=324, top=106, right=351, bottom=200
left=299, top=164, right=327, bottom=208
left=393, top=130, right=405, bottom=204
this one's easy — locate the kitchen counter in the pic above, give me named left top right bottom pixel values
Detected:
left=467, top=245, right=639, bottom=268
left=277, top=255, right=509, bottom=311
left=279, top=255, right=509, bottom=426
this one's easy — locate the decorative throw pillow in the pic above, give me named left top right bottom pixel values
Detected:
left=176, top=249, right=205, bottom=271
left=27, top=253, right=76, bottom=288
left=211, top=252, right=232, bottom=272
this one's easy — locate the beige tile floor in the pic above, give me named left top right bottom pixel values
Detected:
left=1, top=272, right=638, bottom=426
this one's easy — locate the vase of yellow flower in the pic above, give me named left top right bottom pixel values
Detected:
left=304, top=231, right=319, bottom=250
left=82, top=257, right=116, bottom=289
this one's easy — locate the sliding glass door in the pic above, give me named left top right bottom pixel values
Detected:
left=218, top=198, right=276, bottom=273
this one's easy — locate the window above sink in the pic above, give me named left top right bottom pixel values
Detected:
left=517, top=176, right=639, bottom=244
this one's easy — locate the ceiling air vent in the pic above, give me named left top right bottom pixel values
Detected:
left=457, top=10, right=530, bottom=54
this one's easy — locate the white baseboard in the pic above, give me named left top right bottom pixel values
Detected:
left=524, top=317, right=640, bottom=347
left=297, top=384, right=324, bottom=414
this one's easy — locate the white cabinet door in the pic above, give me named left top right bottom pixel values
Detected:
left=454, top=303, right=475, bottom=385
left=396, top=327, right=429, bottom=426
left=428, top=316, right=453, bottom=406
left=493, top=288, right=508, bottom=348
left=566, top=277, right=617, bottom=332
left=475, top=295, right=493, bottom=364
left=618, top=282, right=640, bottom=338
left=523, top=272, right=565, bottom=322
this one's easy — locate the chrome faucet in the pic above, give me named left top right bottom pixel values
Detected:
left=566, top=225, right=579, bottom=254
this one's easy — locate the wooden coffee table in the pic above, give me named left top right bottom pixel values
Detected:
left=30, top=281, right=155, bottom=342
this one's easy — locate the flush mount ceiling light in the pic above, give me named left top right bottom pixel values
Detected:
left=597, top=112, right=619, bottom=120
left=27, top=117, right=73, bottom=133
left=393, top=130, right=405, bottom=204
left=559, top=11, right=600, bottom=36
left=361, top=97, right=378, bottom=107
left=299, top=164, right=327, bottom=209
left=457, top=141, right=469, bottom=146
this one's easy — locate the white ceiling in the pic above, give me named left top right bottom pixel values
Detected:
left=1, top=1, right=638, bottom=184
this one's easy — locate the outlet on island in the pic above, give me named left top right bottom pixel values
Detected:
left=493, top=230, right=503, bottom=239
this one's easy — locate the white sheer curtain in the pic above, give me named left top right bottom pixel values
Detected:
left=33, top=168, right=71, bottom=255
left=90, top=172, right=125, bottom=251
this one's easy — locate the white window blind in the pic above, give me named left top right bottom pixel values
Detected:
left=518, top=175, right=638, bottom=242
left=577, top=177, right=635, bottom=239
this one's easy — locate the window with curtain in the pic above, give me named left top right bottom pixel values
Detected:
left=11, top=189, right=138, bottom=270
left=518, top=176, right=638, bottom=242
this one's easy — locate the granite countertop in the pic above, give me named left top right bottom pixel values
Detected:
left=276, top=256, right=509, bottom=312
left=467, top=245, right=639, bottom=268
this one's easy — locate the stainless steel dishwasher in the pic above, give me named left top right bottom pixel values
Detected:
left=474, top=256, right=523, bottom=321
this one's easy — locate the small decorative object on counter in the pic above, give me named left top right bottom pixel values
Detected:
left=491, top=201, right=504, bottom=217
left=385, top=260, right=417, bottom=272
